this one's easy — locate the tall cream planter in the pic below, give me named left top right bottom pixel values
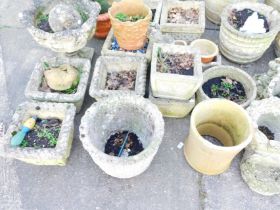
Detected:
left=184, top=99, right=253, bottom=175
left=219, top=2, right=280, bottom=64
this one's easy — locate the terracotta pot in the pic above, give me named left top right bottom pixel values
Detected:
left=108, top=0, right=152, bottom=50
left=184, top=99, right=253, bottom=175
left=95, top=13, right=111, bottom=39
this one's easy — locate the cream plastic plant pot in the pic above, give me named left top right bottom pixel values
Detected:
left=0, top=102, right=76, bottom=166
left=196, top=65, right=257, bottom=108
left=184, top=99, right=253, bottom=175
left=150, top=43, right=202, bottom=100
left=219, top=2, right=280, bottom=64
left=79, top=94, right=164, bottom=178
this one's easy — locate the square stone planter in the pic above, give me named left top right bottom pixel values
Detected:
left=89, top=56, right=147, bottom=100
left=150, top=43, right=203, bottom=100
left=25, top=56, right=91, bottom=113
left=160, top=0, right=205, bottom=42
left=0, top=102, right=76, bottom=166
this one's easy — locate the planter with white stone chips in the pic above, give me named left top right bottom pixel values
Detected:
left=25, top=56, right=91, bottom=113
left=219, top=2, right=280, bottom=64
left=241, top=97, right=280, bottom=196
left=79, top=95, right=164, bottom=178
left=0, top=102, right=76, bottom=166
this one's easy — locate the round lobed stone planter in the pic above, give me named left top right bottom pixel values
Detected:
left=241, top=97, right=280, bottom=195
left=184, top=99, right=253, bottom=175
left=196, top=65, right=257, bottom=108
left=19, top=0, right=100, bottom=53
left=25, top=56, right=91, bottom=113
left=79, top=95, right=164, bottom=178
left=0, top=102, right=76, bottom=166
left=89, top=56, right=147, bottom=100
left=219, top=2, right=280, bottom=64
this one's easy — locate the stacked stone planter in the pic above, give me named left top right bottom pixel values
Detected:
left=25, top=56, right=91, bottom=112
left=0, top=102, right=76, bottom=166
left=160, top=0, right=205, bottom=42
left=241, top=97, right=280, bottom=195
left=79, top=95, right=164, bottom=178
left=219, top=2, right=280, bottom=64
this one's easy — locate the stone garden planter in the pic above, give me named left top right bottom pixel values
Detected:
left=25, top=56, right=91, bottom=113
left=160, top=0, right=205, bottom=42
left=219, top=2, right=280, bottom=64
left=89, top=56, right=147, bottom=100
left=0, top=102, right=76, bottom=166
left=184, top=99, right=253, bottom=175
left=19, top=0, right=100, bottom=53
left=79, top=95, right=164, bottom=178
left=150, top=43, right=202, bottom=100
left=241, top=97, right=280, bottom=195
left=275, top=34, right=280, bottom=57
left=265, top=0, right=280, bottom=11
left=196, top=65, right=257, bottom=108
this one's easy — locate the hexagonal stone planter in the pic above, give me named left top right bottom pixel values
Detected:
left=0, top=102, right=76, bottom=166
left=196, top=65, right=257, bottom=108
left=160, top=0, right=205, bottom=42
left=241, top=97, right=280, bottom=195
left=79, top=95, right=164, bottom=178
left=25, top=56, right=91, bottom=113
left=150, top=43, right=202, bottom=100
left=89, top=56, right=147, bottom=100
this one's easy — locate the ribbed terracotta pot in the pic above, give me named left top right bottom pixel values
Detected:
left=108, top=0, right=152, bottom=50
left=184, top=99, right=253, bottom=175
left=95, top=13, right=111, bottom=39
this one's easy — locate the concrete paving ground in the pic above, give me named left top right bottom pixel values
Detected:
left=0, top=1, right=280, bottom=210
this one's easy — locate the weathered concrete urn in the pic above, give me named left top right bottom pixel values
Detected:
left=219, top=2, right=280, bottom=64
left=19, top=0, right=100, bottom=53
left=241, top=97, right=280, bottom=196
left=79, top=95, right=164, bottom=178
left=0, top=102, right=76, bottom=166
left=196, top=65, right=257, bottom=108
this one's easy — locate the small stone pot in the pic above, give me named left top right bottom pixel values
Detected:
left=94, top=13, right=111, bottom=39
left=196, top=65, right=257, bottom=108
left=79, top=95, right=164, bottom=178
left=184, top=99, right=253, bottom=175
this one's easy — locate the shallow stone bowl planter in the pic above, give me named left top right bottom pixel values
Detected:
left=196, top=65, right=257, bottom=108
left=150, top=43, right=202, bottom=100
left=241, top=97, right=280, bottom=195
left=25, top=56, right=91, bottom=113
left=89, top=56, right=147, bottom=100
left=79, top=95, right=164, bottom=178
left=184, top=99, right=253, bottom=175
left=160, top=0, right=205, bottom=42
left=219, top=2, right=280, bottom=64
left=19, top=0, right=100, bottom=53
left=0, top=102, right=76, bottom=166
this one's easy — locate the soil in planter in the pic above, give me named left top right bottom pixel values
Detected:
left=167, top=7, right=199, bottom=24
left=36, top=12, right=53, bottom=33
left=105, top=70, right=136, bottom=90
left=202, top=76, right=246, bottom=104
left=157, top=48, right=194, bottom=75
left=258, top=125, right=275, bottom=140
left=202, top=135, right=224, bottom=146
left=229, top=9, right=269, bottom=33
left=104, top=131, right=144, bottom=157
left=111, top=37, right=149, bottom=53
left=12, top=118, right=61, bottom=148
left=115, top=13, right=145, bottom=22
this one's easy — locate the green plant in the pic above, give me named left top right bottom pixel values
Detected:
left=36, top=10, right=48, bottom=24
left=76, top=6, right=89, bottom=22
left=157, top=48, right=169, bottom=73
left=115, top=13, right=128, bottom=22
left=211, top=84, right=219, bottom=96
left=115, top=13, right=145, bottom=22
left=96, top=0, right=110, bottom=14
left=43, top=62, right=50, bottom=70
left=60, top=66, right=82, bottom=94
left=20, top=139, right=28, bottom=148
left=37, top=128, right=58, bottom=147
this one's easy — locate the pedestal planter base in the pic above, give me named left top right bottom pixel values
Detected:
left=241, top=97, right=280, bottom=195
left=79, top=95, right=164, bottom=178
left=0, top=102, right=76, bottom=166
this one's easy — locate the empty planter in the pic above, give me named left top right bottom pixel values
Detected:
left=184, top=99, right=253, bottom=175
left=79, top=95, right=164, bottom=178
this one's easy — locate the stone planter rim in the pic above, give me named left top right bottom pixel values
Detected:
left=268, top=72, right=280, bottom=97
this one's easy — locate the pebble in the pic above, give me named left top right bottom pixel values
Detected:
left=111, top=37, right=148, bottom=54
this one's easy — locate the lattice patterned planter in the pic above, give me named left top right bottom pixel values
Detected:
left=25, top=56, right=91, bottom=113
left=0, top=102, right=76, bottom=166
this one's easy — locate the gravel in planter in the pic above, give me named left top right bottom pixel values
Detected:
left=79, top=94, right=164, bottom=178
left=241, top=97, right=280, bottom=196
left=89, top=56, right=147, bottom=100
left=0, top=102, right=76, bottom=166
left=25, top=56, right=91, bottom=113
left=160, top=0, right=205, bottom=42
